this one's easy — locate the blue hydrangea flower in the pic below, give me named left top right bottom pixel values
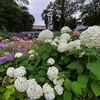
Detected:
left=0, top=45, right=4, bottom=49
left=0, top=57, right=7, bottom=64
left=12, top=47, right=18, bottom=51
left=6, top=54, right=14, bottom=60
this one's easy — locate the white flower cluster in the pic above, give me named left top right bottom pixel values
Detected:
left=14, top=66, right=26, bottom=78
left=57, top=43, right=68, bottom=53
left=6, top=67, right=15, bottom=78
left=28, top=50, right=35, bottom=54
left=45, top=39, right=52, bottom=43
left=54, top=85, right=63, bottom=95
left=60, top=33, right=71, bottom=43
left=43, top=83, right=55, bottom=100
left=47, top=58, right=55, bottom=65
left=6, top=66, right=26, bottom=78
left=67, top=39, right=81, bottom=52
left=14, top=77, right=28, bottom=92
left=61, top=26, right=71, bottom=34
left=26, top=79, right=43, bottom=99
left=47, top=66, right=64, bottom=96
left=80, top=25, right=100, bottom=48
left=14, top=52, right=23, bottom=58
left=38, top=29, right=53, bottom=41
left=47, top=66, right=58, bottom=81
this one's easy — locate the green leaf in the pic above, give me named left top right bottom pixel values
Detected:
left=50, top=52, right=58, bottom=56
left=38, top=70, right=47, bottom=76
left=91, top=81, right=100, bottom=97
left=36, top=56, right=41, bottom=65
left=77, top=74, right=88, bottom=88
left=54, top=64, right=62, bottom=71
left=87, top=60, right=100, bottom=78
left=64, top=78, right=72, bottom=91
left=67, top=61, right=80, bottom=69
left=68, top=49, right=84, bottom=55
left=41, top=53, right=49, bottom=60
left=45, top=43, right=54, bottom=52
left=26, top=64, right=36, bottom=71
left=63, top=90, right=72, bottom=100
left=39, top=77, right=45, bottom=82
left=88, top=90, right=93, bottom=99
left=77, top=66, right=84, bottom=74
left=0, top=66, right=6, bottom=72
left=4, top=85, right=15, bottom=100
left=0, top=86, right=6, bottom=93
left=70, top=81, right=82, bottom=95
left=89, top=72, right=100, bottom=81
left=63, top=56, right=70, bottom=64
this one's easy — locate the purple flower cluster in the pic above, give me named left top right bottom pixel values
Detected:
left=12, top=47, right=18, bottom=51
left=0, top=57, right=7, bottom=64
left=0, top=45, right=4, bottom=49
left=0, top=54, right=14, bottom=64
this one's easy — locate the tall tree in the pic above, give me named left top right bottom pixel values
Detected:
left=41, top=0, right=80, bottom=31
left=79, top=0, right=100, bottom=26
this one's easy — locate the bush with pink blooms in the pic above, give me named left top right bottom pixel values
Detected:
left=0, top=26, right=100, bottom=100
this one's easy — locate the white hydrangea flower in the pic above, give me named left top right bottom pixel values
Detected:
left=42, top=83, right=55, bottom=100
left=57, top=43, right=68, bottom=53
left=38, top=29, right=53, bottom=41
left=14, top=77, right=28, bottom=92
left=6, top=67, right=15, bottom=78
left=14, top=52, right=23, bottom=58
left=28, top=50, right=35, bottom=54
left=29, top=54, right=35, bottom=58
left=47, top=58, right=55, bottom=65
left=79, top=51, right=85, bottom=58
left=80, top=25, right=100, bottom=48
left=54, top=85, right=63, bottom=95
left=60, top=33, right=71, bottom=42
left=61, top=26, right=71, bottom=33
left=51, top=41, right=58, bottom=47
left=26, top=79, right=43, bottom=100
left=47, top=66, right=58, bottom=81
left=53, top=76, right=64, bottom=85
left=14, top=66, right=26, bottom=78
left=45, top=39, right=52, bottom=43
left=53, top=38, right=59, bottom=43
left=67, top=39, right=81, bottom=51
left=59, top=39, right=68, bottom=44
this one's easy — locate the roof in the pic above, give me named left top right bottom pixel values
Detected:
left=75, top=24, right=88, bottom=31
left=33, top=25, right=53, bottom=31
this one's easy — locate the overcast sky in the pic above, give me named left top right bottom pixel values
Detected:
left=27, top=0, right=55, bottom=25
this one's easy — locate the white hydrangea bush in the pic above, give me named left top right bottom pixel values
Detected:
left=61, top=26, right=71, bottom=33
left=80, top=25, right=100, bottom=48
left=38, top=29, right=53, bottom=41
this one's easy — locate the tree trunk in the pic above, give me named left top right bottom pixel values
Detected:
left=59, top=0, right=65, bottom=31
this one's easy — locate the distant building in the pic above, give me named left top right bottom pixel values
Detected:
left=75, top=23, right=88, bottom=31
left=33, top=25, right=53, bottom=31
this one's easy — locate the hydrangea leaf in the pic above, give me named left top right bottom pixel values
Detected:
left=64, top=78, right=72, bottom=91
left=38, top=70, right=47, bottom=76
left=67, top=61, right=80, bottom=69
left=41, top=53, right=49, bottom=60
left=77, top=74, right=88, bottom=88
left=91, top=81, right=100, bottom=97
left=87, top=60, right=100, bottom=78
left=70, top=81, right=82, bottom=95
left=63, top=90, right=72, bottom=100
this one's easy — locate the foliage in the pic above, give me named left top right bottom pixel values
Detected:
left=1, top=27, right=100, bottom=99
left=79, top=0, right=100, bottom=26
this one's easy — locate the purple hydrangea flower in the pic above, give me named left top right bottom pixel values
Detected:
left=0, top=57, right=7, bottom=64
left=0, top=45, right=4, bottom=49
left=6, top=54, right=14, bottom=60
left=12, top=47, right=18, bottom=51
left=20, top=48, right=26, bottom=53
